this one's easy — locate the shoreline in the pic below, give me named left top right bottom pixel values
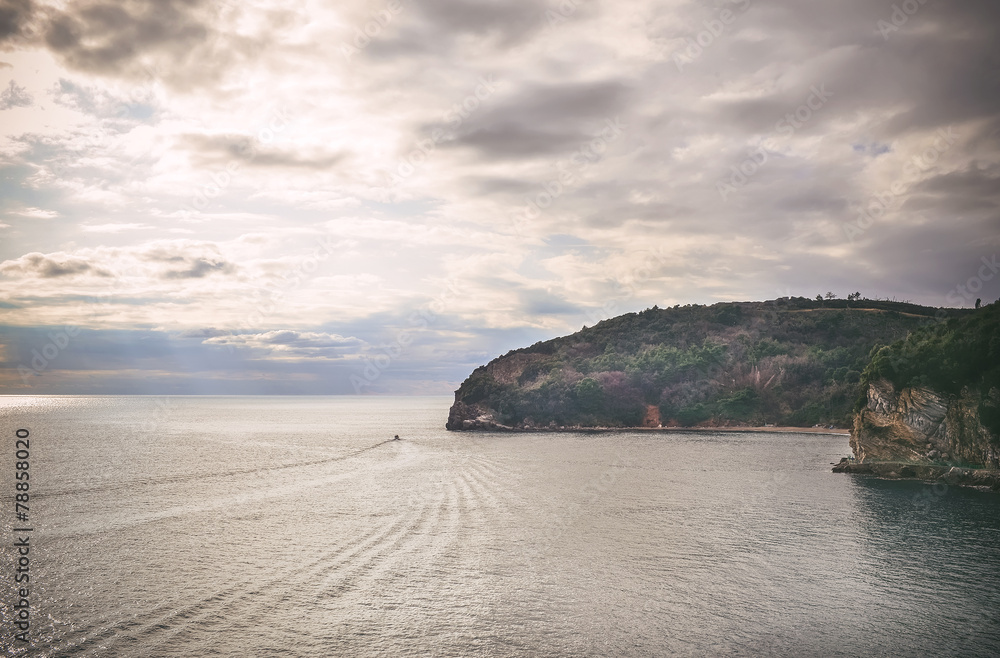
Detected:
left=451, top=425, right=850, bottom=436
left=833, top=460, right=1000, bottom=491
left=636, top=425, right=849, bottom=436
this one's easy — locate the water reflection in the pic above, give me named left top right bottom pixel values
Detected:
left=845, top=475, right=1000, bottom=656
left=3, top=397, right=999, bottom=657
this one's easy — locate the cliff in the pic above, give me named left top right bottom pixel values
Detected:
left=446, top=297, right=972, bottom=431
left=848, top=301, right=1000, bottom=469
left=851, top=379, right=999, bottom=467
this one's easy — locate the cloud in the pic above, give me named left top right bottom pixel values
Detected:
left=0, top=240, right=241, bottom=288
left=33, top=0, right=304, bottom=92
left=176, top=327, right=230, bottom=338
left=0, top=323, right=500, bottom=394
left=139, top=242, right=236, bottom=279
left=430, top=80, right=631, bottom=160
left=42, top=0, right=210, bottom=77
left=203, top=330, right=365, bottom=359
left=179, top=132, right=348, bottom=170
left=0, top=0, right=34, bottom=46
left=52, top=77, right=157, bottom=121
left=412, top=0, right=542, bottom=42
left=0, top=251, right=111, bottom=278
left=0, top=0, right=998, bottom=395
left=81, top=222, right=152, bottom=233
left=359, top=0, right=545, bottom=59
left=0, top=79, right=32, bottom=109
left=10, top=207, right=59, bottom=219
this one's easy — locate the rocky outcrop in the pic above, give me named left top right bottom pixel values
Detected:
left=851, top=378, right=1000, bottom=468
left=446, top=400, right=512, bottom=431
left=445, top=399, right=566, bottom=431
left=832, top=458, right=1000, bottom=490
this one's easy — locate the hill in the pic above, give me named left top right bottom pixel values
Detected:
left=446, top=297, right=973, bottom=431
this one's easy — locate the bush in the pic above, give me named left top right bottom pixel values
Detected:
left=676, top=403, right=711, bottom=426
left=716, top=388, right=760, bottom=422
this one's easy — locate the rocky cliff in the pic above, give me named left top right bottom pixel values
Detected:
left=851, top=379, right=1000, bottom=468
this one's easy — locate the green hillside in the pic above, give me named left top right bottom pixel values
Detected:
left=859, top=300, right=1000, bottom=435
left=448, top=297, right=973, bottom=430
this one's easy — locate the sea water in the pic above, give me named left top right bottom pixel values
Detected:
left=1, top=396, right=998, bottom=656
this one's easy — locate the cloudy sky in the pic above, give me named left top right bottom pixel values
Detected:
left=1, top=0, right=998, bottom=394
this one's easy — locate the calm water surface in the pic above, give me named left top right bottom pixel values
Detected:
left=1, top=396, right=999, bottom=656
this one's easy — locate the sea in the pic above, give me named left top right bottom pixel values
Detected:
left=1, top=395, right=999, bottom=657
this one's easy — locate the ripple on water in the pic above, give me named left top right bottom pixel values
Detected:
left=2, top=397, right=999, bottom=657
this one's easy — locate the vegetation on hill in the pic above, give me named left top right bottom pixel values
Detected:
left=859, top=301, right=1000, bottom=435
left=450, top=297, right=974, bottom=429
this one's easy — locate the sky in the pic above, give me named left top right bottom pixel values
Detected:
left=0, top=0, right=998, bottom=395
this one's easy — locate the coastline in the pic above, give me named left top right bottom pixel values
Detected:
left=449, top=425, right=850, bottom=436
left=833, top=460, right=1000, bottom=491
left=638, top=425, right=850, bottom=436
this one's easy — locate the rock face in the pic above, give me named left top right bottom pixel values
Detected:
left=851, top=378, right=1000, bottom=468
left=446, top=400, right=511, bottom=431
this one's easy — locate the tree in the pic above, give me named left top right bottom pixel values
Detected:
left=815, top=294, right=823, bottom=302
left=847, top=292, right=861, bottom=302
left=976, top=298, right=982, bottom=309
left=574, top=378, right=603, bottom=413
left=825, top=292, right=837, bottom=300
